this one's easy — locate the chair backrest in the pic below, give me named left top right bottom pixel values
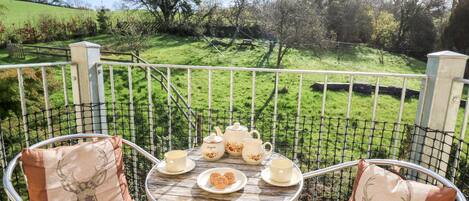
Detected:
left=2, top=133, right=160, bottom=201
left=303, top=159, right=467, bottom=201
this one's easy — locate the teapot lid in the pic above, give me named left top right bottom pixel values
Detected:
left=203, top=133, right=223, bottom=143
left=226, top=122, right=248, bottom=132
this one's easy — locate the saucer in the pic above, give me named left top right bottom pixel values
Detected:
left=260, top=167, right=302, bottom=187
left=156, top=159, right=196, bottom=175
left=197, top=167, right=247, bottom=194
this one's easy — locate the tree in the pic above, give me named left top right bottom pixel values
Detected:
left=371, top=11, right=398, bottom=64
left=326, top=0, right=373, bottom=42
left=442, top=0, right=469, bottom=77
left=261, top=0, right=325, bottom=68
left=113, top=12, right=155, bottom=52
left=125, top=0, right=201, bottom=30
left=442, top=0, right=469, bottom=54
left=97, top=7, right=111, bottom=34
left=406, top=11, right=436, bottom=56
left=392, top=0, right=437, bottom=56
left=228, top=0, right=248, bottom=45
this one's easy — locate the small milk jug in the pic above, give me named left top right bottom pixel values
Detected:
left=241, top=137, right=273, bottom=165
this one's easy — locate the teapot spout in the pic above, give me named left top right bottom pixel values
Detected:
left=214, top=126, right=223, bottom=136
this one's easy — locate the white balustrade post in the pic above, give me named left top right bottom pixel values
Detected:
left=413, top=51, right=468, bottom=175
left=69, top=41, right=107, bottom=133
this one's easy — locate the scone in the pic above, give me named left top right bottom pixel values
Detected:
left=224, top=172, right=236, bottom=185
left=212, top=175, right=228, bottom=189
left=210, top=172, right=222, bottom=185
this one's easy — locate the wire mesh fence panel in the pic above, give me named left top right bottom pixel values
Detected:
left=1, top=103, right=468, bottom=200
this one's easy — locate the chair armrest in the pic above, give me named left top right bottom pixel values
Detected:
left=302, top=159, right=466, bottom=201
left=2, top=133, right=160, bottom=201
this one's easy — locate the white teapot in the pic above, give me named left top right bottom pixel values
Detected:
left=201, top=133, right=224, bottom=161
left=216, top=122, right=260, bottom=156
left=242, top=138, right=273, bottom=165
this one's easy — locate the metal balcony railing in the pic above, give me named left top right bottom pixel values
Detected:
left=0, top=103, right=467, bottom=200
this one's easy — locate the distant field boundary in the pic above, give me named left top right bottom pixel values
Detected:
left=7, top=43, right=137, bottom=63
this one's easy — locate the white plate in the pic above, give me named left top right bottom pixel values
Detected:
left=197, top=167, right=247, bottom=194
left=261, top=167, right=301, bottom=187
left=156, top=159, right=196, bottom=175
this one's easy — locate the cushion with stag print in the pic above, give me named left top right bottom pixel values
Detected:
left=21, top=136, right=132, bottom=201
left=349, top=159, right=456, bottom=201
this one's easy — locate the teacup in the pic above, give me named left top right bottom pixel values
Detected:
left=270, top=158, right=293, bottom=183
left=165, top=150, right=187, bottom=172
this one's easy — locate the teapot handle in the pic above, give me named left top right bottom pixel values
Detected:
left=214, top=126, right=223, bottom=137
left=263, top=142, right=273, bottom=156
left=249, top=130, right=260, bottom=139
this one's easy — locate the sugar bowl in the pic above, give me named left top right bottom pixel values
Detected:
left=201, top=133, right=225, bottom=161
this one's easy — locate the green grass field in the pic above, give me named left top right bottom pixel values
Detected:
left=0, top=34, right=428, bottom=125
left=0, top=0, right=96, bottom=26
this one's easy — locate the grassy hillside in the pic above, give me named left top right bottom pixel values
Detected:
left=0, top=0, right=96, bottom=26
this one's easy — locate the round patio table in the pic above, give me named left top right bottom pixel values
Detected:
left=145, top=148, right=304, bottom=201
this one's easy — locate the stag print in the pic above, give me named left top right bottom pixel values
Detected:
left=56, top=145, right=109, bottom=201
left=362, top=176, right=376, bottom=201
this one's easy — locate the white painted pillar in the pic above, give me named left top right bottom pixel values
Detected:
left=69, top=41, right=107, bottom=133
left=413, top=51, right=468, bottom=175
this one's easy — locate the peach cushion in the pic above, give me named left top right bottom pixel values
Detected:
left=21, top=136, right=132, bottom=201
left=350, top=160, right=456, bottom=201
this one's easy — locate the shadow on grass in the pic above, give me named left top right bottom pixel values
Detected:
left=147, top=34, right=198, bottom=49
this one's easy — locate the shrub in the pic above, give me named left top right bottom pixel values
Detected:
left=37, top=15, right=66, bottom=41
left=97, top=8, right=111, bottom=34
left=66, top=16, right=97, bottom=38
left=113, top=14, right=155, bottom=51
left=15, top=22, right=39, bottom=43
left=1, top=14, right=98, bottom=45
left=0, top=21, right=5, bottom=47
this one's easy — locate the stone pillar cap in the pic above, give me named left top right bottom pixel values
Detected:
left=69, top=41, right=101, bottom=48
left=427, top=51, right=468, bottom=60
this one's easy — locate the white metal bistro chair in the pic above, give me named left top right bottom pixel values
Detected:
left=2, top=133, right=160, bottom=201
left=302, top=159, right=467, bottom=201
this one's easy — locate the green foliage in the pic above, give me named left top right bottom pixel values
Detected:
left=442, top=0, right=469, bottom=54
left=97, top=8, right=110, bottom=34
left=0, top=68, right=59, bottom=119
left=326, top=0, right=373, bottom=42
left=261, top=0, right=326, bottom=68
left=371, top=11, right=399, bottom=64
left=112, top=13, right=155, bottom=52
left=128, top=0, right=201, bottom=31
left=371, top=12, right=398, bottom=50
left=406, top=11, right=436, bottom=54
left=1, top=15, right=97, bottom=45
left=393, top=0, right=437, bottom=58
